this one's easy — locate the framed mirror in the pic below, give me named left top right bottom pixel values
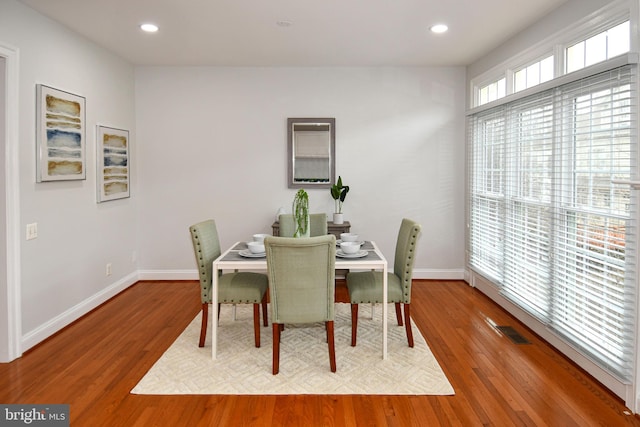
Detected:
left=287, top=118, right=335, bottom=189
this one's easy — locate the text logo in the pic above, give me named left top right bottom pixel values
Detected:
left=0, top=405, right=69, bottom=426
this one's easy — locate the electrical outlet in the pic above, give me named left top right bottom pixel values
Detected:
left=26, top=223, right=38, bottom=240
left=131, top=251, right=137, bottom=263
left=106, top=263, right=112, bottom=276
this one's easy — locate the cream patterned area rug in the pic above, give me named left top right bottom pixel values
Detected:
left=132, top=304, right=454, bottom=395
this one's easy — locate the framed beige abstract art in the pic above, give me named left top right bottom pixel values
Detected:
left=96, top=125, right=130, bottom=202
left=36, top=84, right=86, bottom=182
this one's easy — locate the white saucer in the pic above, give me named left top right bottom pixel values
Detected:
left=336, top=249, right=368, bottom=258
left=238, top=249, right=266, bottom=258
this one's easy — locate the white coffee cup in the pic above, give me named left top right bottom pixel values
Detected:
left=340, top=233, right=359, bottom=242
left=247, top=241, right=265, bottom=254
left=340, top=241, right=361, bottom=254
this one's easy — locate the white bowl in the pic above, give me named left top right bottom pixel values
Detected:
left=340, top=241, right=361, bottom=254
left=340, top=233, right=359, bottom=242
left=252, top=233, right=269, bottom=243
left=247, top=241, right=265, bottom=254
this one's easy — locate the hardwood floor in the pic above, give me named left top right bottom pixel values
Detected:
left=1, top=280, right=639, bottom=426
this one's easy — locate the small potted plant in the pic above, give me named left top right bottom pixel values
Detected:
left=292, top=188, right=310, bottom=237
left=330, top=176, right=349, bottom=225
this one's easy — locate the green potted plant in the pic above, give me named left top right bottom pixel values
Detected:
left=292, top=189, right=310, bottom=237
left=330, top=176, right=349, bottom=225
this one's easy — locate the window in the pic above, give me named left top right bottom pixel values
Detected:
left=479, top=77, right=506, bottom=106
left=514, top=56, right=554, bottom=92
left=473, top=19, right=631, bottom=109
left=468, top=65, right=637, bottom=379
left=566, top=21, right=630, bottom=73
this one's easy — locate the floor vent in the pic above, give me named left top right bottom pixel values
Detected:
left=496, top=326, right=531, bottom=344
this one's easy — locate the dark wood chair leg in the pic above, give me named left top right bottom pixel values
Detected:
left=272, top=323, right=281, bottom=375
left=199, top=303, right=208, bottom=347
left=327, top=321, right=336, bottom=372
left=404, top=303, right=414, bottom=348
left=262, top=300, right=268, bottom=327
left=350, top=304, right=359, bottom=346
left=217, top=303, right=221, bottom=320
left=253, top=303, right=261, bottom=348
left=395, top=302, right=403, bottom=326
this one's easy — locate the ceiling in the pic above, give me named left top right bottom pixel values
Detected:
left=19, top=0, right=569, bottom=67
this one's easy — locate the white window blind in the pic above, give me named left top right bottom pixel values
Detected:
left=468, top=64, right=637, bottom=379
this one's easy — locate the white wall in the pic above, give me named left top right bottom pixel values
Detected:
left=135, top=66, right=466, bottom=278
left=0, top=0, right=138, bottom=351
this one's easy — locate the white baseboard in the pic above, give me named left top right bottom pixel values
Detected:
left=21, top=271, right=139, bottom=352
left=137, top=269, right=198, bottom=281
left=138, top=268, right=466, bottom=281
left=412, top=268, right=466, bottom=280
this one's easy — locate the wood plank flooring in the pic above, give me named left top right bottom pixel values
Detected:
left=1, top=280, right=639, bottom=426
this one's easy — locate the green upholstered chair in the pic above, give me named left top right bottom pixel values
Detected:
left=277, top=213, right=328, bottom=237
left=346, top=218, right=421, bottom=348
left=189, top=219, right=269, bottom=348
left=264, top=235, right=337, bottom=375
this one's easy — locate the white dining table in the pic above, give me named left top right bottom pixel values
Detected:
left=211, top=240, right=389, bottom=360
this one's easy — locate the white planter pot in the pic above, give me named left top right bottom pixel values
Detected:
left=333, top=213, right=344, bottom=224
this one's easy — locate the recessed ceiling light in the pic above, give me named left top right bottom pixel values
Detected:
left=430, top=24, right=448, bottom=34
left=140, top=23, right=159, bottom=33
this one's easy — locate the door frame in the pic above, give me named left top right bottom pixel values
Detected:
left=1, top=42, right=21, bottom=362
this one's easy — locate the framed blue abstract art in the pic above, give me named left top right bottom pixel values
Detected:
left=96, top=125, right=130, bottom=202
left=36, top=84, right=86, bottom=182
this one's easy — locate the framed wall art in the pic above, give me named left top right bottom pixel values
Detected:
left=96, top=125, right=130, bottom=202
left=36, top=84, right=86, bottom=182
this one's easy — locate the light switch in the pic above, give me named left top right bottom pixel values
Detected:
left=26, top=223, right=38, bottom=240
